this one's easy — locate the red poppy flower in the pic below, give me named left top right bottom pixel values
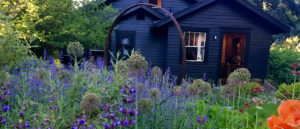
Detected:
left=291, top=63, right=300, bottom=69
left=267, top=100, right=300, bottom=129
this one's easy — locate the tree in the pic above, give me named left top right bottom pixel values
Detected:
left=0, top=0, right=117, bottom=57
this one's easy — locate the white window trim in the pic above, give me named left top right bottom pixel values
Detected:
left=184, top=31, right=206, bottom=62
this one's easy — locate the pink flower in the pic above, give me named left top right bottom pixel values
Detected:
left=259, top=101, right=263, bottom=106
left=244, top=103, right=251, bottom=108
left=253, top=100, right=257, bottom=105
left=253, top=86, right=263, bottom=93
left=291, top=62, right=299, bottom=69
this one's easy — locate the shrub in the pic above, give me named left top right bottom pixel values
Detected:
left=186, top=79, right=211, bottom=96
left=137, top=98, right=153, bottom=113
left=267, top=48, right=300, bottom=85
left=67, top=41, right=84, bottom=58
left=80, top=92, right=100, bottom=114
left=151, top=66, right=162, bottom=77
left=275, top=83, right=300, bottom=99
left=236, top=82, right=264, bottom=97
left=126, top=53, right=148, bottom=76
left=227, top=68, right=251, bottom=86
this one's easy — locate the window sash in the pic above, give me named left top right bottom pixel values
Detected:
left=184, top=31, right=206, bottom=62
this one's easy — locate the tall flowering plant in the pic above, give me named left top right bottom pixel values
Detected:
left=291, top=62, right=300, bottom=99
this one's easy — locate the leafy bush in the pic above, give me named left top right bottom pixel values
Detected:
left=236, top=82, right=264, bottom=97
left=275, top=83, right=300, bottom=99
left=186, top=79, right=211, bottom=96
left=267, top=48, right=300, bottom=85
left=227, top=68, right=251, bottom=86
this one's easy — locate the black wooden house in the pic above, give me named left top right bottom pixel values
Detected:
left=107, top=0, right=290, bottom=81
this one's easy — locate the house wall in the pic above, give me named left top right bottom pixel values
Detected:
left=166, top=1, right=273, bottom=81
left=110, top=11, right=166, bottom=68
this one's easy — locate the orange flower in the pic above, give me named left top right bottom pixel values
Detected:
left=267, top=100, right=300, bottom=129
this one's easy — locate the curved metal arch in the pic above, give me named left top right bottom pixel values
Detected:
left=104, top=3, right=186, bottom=84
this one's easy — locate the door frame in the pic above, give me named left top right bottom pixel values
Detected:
left=217, top=27, right=251, bottom=80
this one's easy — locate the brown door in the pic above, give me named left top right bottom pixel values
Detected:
left=220, top=33, right=247, bottom=82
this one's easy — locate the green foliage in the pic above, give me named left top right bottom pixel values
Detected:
left=227, top=68, right=251, bottom=86
left=236, top=82, right=264, bottom=97
left=275, top=82, right=300, bottom=99
left=126, top=52, right=148, bottom=76
left=1, top=0, right=117, bottom=56
left=193, top=100, right=250, bottom=129
left=267, top=48, right=300, bottom=84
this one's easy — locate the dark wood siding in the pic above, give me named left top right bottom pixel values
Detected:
left=166, top=1, right=273, bottom=81
left=110, top=0, right=195, bottom=13
left=110, top=11, right=167, bottom=68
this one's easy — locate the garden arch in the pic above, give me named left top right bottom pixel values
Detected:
left=104, top=2, right=186, bottom=83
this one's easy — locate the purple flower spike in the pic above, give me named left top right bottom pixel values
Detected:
left=2, top=105, right=11, bottom=112
left=2, top=117, right=6, bottom=124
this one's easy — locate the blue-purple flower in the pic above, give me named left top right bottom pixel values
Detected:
left=197, top=116, right=207, bottom=124
left=78, top=119, right=86, bottom=125
left=24, top=121, right=30, bottom=128
left=2, top=105, right=11, bottom=112
left=1, top=117, right=6, bottom=124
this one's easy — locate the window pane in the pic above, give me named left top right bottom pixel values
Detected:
left=194, top=33, right=200, bottom=47
left=186, top=47, right=197, bottom=60
left=200, top=47, right=205, bottom=61
left=189, top=32, right=195, bottom=46
left=201, top=33, right=206, bottom=47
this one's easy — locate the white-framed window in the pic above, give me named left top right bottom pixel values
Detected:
left=184, top=31, right=206, bottom=62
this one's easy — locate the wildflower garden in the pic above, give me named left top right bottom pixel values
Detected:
left=0, top=39, right=300, bottom=129
left=1, top=0, right=300, bottom=129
